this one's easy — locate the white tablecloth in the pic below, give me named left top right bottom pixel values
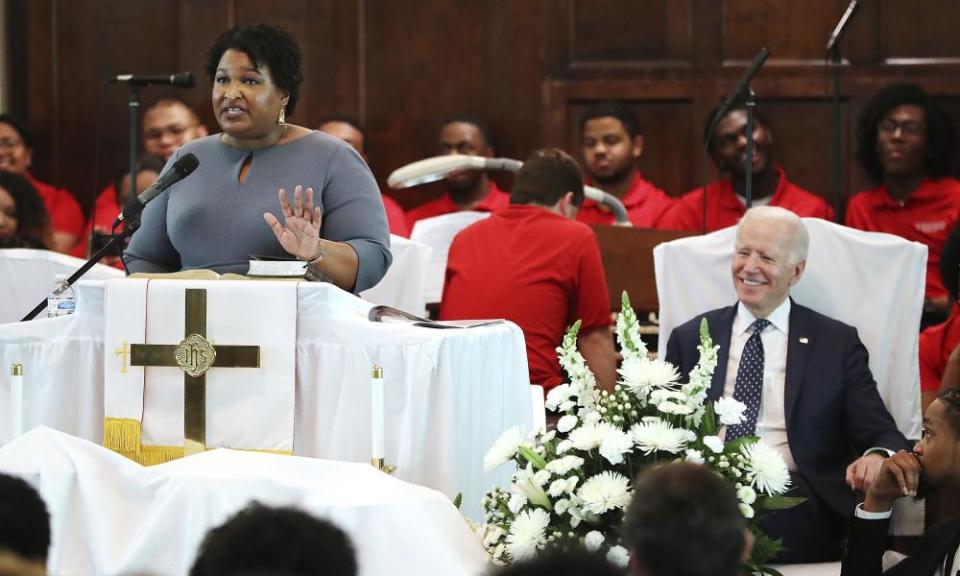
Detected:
left=0, top=280, right=533, bottom=520
left=0, top=427, right=489, bottom=576
left=360, top=234, right=432, bottom=317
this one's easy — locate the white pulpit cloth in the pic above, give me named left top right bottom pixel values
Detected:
left=360, top=234, right=432, bottom=317
left=654, top=219, right=925, bottom=440
left=410, top=211, right=491, bottom=303
left=0, top=280, right=533, bottom=520
left=0, top=427, right=489, bottom=576
left=104, top=279, right=298, bottom=456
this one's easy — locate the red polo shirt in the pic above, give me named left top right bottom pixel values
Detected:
left=407, top=181, right=509, bottom=228
left=919, top=303, right=960, bottom=392
left=70, top=183, right=122, bottom=260
left=382, top=193, right=411, bottom=238
left=576, top=171, right=676, bottom=228
left=28, top=174, right=84, bottom=241
left=440, top=204, right=611, bottom=391
left=662, top=166, right=834, bottom=232
left=845, top=178, right=960, bottom=301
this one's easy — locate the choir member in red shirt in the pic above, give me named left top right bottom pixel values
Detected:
left=441, top=148, right=617, bottom=393
left=578, top=101, right=675, bottom=227
left=846, top=83, right=960, bottom=326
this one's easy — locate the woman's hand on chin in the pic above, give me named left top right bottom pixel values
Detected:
left=263, top=185, right=323, bottom=260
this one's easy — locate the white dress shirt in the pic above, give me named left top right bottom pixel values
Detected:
left=722, top=298, right=797, bottom=470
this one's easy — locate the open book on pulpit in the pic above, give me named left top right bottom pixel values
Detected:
left=368, top=304, right=503, bottom=329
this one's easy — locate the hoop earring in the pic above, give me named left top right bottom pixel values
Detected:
left=278, top=106, right=286, bottom=127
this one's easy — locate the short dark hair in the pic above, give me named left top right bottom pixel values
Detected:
left=941, top=221, right=960, bottom=303
left=489, top=549, right=623, bottom=576
left=624, top=463, right=746, bottom=576
left=580, top=101, right=641, bottom=139
left=0, top=473, right=50, bottom=562
left=702, top=99, right=771, bottom=155
left=0, top=170, right=49, bottom=247
left=205, top=23, right=304, bottom=116
left=856, top=83, right=956, bottom=184
left=0, top=113, right=34, bottom=150
left=511, top=148, right=585, bottom=207
left=938, top=388, right=960, bottom=438
left=320, top=115, right=366, bottom=141
left=440, top=114, right=494, bottom=150
left=189, top=502, right=357, bottom=576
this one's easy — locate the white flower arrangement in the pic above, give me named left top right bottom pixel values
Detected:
left=482, top=293, right=801, bottom=572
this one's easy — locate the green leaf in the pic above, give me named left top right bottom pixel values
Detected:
left=756, top=495, right=806, bottom=511
left=702, top=402, right=717, bottom=436
left=518, top=445, right=547, bottom=470
left=453, top=493, right=463, bottom=509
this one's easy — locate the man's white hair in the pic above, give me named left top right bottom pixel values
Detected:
left=736, top=206, right=809, bottom=264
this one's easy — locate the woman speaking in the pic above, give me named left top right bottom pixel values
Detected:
left=124, top=24, right=391, bottom=292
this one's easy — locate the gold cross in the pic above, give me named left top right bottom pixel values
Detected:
left=114, top=340, right=131, bottom=374
left=130, top=289, right=260, bottom=455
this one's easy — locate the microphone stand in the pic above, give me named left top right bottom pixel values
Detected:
left=126, top=84, right=141, bottom=222
left=744, top=88, right=757, bottom=209
left=21, top=218, right=140, bottom=321
left=826, top=0, right=859, bottom=222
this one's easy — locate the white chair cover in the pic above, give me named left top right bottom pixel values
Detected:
left=361, top=234, right=432, bottom=317
left=0, top=248, right=123, bottom=324
left=654, top=218, right=925, bottom=440
left=410, top=212, right=491, bottom=303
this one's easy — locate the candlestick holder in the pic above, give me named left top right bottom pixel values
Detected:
left=370, top=457, right=396, bottom=475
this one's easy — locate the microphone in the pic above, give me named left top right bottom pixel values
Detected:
left=826, top=0, right=860, bottom=54
left=113, top=153, right=199, bottom=227
left=704, top=47, right=770, bottom=148
left=110, top=72, right=194, bottom=88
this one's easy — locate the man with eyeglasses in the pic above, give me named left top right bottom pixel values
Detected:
left=846, top=83, right=960, bottom=327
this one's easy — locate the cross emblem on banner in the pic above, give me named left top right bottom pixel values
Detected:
left=130, top=288, right=260, bottom=455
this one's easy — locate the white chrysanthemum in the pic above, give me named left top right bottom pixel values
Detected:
left=619, top=357, right=679, bottom=393
left=557, top=414, right=578, bottom=433
left=555, top=440, right=573, bottom=454
left=577, top=471, right=631, bottom=515
left=741, top=441, right=791, bottom=495
left=508, top=492, right=527, bottom=513
left=484, top=426, right=525, bottom=471
left=715, top=397, right=747, bottom=426
left=737, top=485, right=757, bottom=505
left=657, top=401, right=694, bottom=415
left=545, top=455, right=584, bottom=475
left=607, top=545, right=630, bottom=568
left=569, top=422, right=606, bottom=451
left=533, top=469, right=551, bottom=486
left=547, top=479, right=569, bottom=497
left=631, top=418, right=695, bottom=454
left=482, top=525, right=504, bottom=547
left=584, top=530, right=605, bottom=552
left=554, top=498, right=570, bottom=516
left=685, top=448, right=704, bottom=464
left=545, top=384, right=573, bottom=412
left=649, top=389, right=687, bottom=404
left=599, top=426, right=635, bottom=465
left=703, top=435, right=724, bottom=454
left=505, top=508, right=550, bottom=561
left=739, top=503, right=755, bottom=519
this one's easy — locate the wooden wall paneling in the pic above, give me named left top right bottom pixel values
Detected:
left=722, top=0, right=850, bottom=64
left=690, top=1, right=724, bottom=68
left=881, top=0, right=960, bottom=63
left=569, top=0, right=691, bottom=68
left=10, top=1, right=55, bottom=184
left=173, top=0, right=230, bottom=134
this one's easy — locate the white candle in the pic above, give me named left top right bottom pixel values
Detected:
left=371, top=365, right=384, bottom=460
left=10, top=363, right=23, bottom=439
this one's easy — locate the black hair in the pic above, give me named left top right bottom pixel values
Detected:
left=489, top=548, right=624, bottom=576
left=941, top=221, right=960, bottom=303
left=624, top=463, right=746, bottom=576
left=580, top=101, right=642, bottom=139
left=702, top=99, right=772, bottom=155
left=189, top=502, right=357, bottom=576
left=856, top=83, right=956, bottom=184
left=320, top=115, right=366, bottom=142
left=113, top=155, right=166, bottom=204
left=511, top=148, right=585, bottom=207
left=205, top=23, right=303, bottom=116
left=0, top=170, right=49, bottom=247
left=0, top=473, right=51, bottom=562
left=440, top=114, right=494, bottom=150
left=0, top=113, right=34, bottom=150
left=938, top=388, right=960, bottom=438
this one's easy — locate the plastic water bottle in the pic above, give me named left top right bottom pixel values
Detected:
left=47, top=274, right=77, bottom=318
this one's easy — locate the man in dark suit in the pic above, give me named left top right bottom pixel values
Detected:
left=841, top=388, right=960, bottom=575
left=665, top=206, right=910, bottom=563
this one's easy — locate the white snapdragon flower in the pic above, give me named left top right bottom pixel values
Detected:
left=577, top=471, right=631, bottom=515
left=741, top=441, right=791, bottom=495
left=484, top=426, right=525, bottom=471
left=607, top=545, right=630, bottom=568
left=714, top=397, right=747, bottom=426
left=703, top=435, right=724, bottom=453
left=557, top=414, right=578, bottom=433
left=555, top=440, right=573, bottom=455
left=545, top=384, right=573, bottom=412
left=548, top=479, right=569, bottom=497
left=533, top=469, right=551, bottom=486
left=506, top=508, right=550, bottom=561
left=554, top=498, right=570, bottom=516
left=584, top=530, right=605, bottom=552
left=657, top=401, right=694, bottom=415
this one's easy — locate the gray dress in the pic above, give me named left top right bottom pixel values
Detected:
left=124, top=131, right=391, bottom=292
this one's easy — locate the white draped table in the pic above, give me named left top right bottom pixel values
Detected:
left=0, top=280, right=533, bottom=520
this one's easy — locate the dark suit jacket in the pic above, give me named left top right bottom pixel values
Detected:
left=665, top=301, right=910, bottom=517
left=841, top=514, right=960, bottom=575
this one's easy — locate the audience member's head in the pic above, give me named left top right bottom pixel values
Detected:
left=732, top=206, right=808, bottom=319
left=0, top=171, right=50, bottom=249
left=0, top=114, right=34, bottom=176
left=319, top=116, right=365, bottom=155
left=580, top=101, right=643, bottom=187
left=490, top=548, right=623, bottom=576
left=940, top=221, right=960, bottom=303
left=624, top=463, right=748, bottom=576
left=189, top=502, right=357, bottom=576
left=703, top=101, right=774, bottom=179
left=856, top=83, right=956, bottom=185
left=915, top=388, right=960, bottom=498
left=142, top=99, right=208, bottom=161
left=511, top=148, right=584, bottom=217
left=437, top=115, right=494, bottom=197
left=114, top=155, right=165, bottom=207
left=0, top=473, right=51, bottom=567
